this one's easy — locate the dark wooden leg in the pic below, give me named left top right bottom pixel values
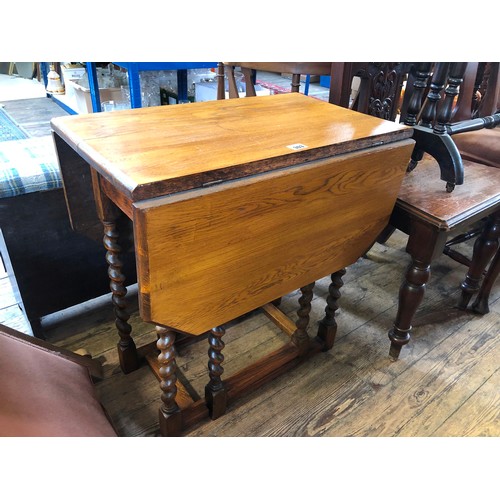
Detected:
left=458, top=212, right=500, bottom=310
left=103, top=220, right=138, bottom=373
left=205, top=326, right=227, bottom=419
left=376, top=224, right=396, bottom=245
left=292, top=282, right=315, bottom=356
left=389, top=222, right=446, bottom=360
left=472, top=247, right=500, bottom=315
left=389, top=257, right=432, bottom=359
left=317, top=269, right=346, bottom=351
left=291, top=74, right=301, bottom=93
left=157, top=326, right=183, bottom=436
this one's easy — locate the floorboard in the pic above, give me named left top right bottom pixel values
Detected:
left=37, top=232, right=500, bottom=438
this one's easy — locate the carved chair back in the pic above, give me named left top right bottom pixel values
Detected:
left=327, top=62, right=500, bottom=359
left=328, top=62, right=411, bottom=122
left=399, top=62, right=500, bottom=190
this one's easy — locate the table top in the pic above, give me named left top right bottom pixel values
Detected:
left=51, top=93, right=412, bottom=202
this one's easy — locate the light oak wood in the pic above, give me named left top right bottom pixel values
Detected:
left=52, top=93, right=412, bottom=205
left=52, top=92, right=417, bottom=435
left=262, top=303, right=296, bottom=336
left=134, top=141, right=413, bottom=334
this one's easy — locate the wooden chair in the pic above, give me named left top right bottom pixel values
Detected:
left=329, top=62, right=411, bottom=122
left=451, top=62, right=500, bottom=314
left=216, top=62, right=333, bottom=99
left=0, top=323, right=117, bottom=436
left=330, top=62, right=500, bottom=359
left=453, top=62, right=500, bottom=169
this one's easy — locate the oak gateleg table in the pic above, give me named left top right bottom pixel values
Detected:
left=51, top=93, right=414, bottom=436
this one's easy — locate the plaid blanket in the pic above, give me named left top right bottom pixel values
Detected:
left=0, top=137, right=62, bottom=199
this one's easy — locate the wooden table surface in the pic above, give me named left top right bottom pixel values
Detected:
left=51, top=93, right=412, bottom=202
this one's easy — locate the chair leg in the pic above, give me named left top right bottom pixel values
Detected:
left=458, top=211, right=500, bottom=310
left=291, top=74, right=301, bottom=92
left=389, top=257, right=432, bottom=359
left=376, top=224, right=396, bottom=245
left=472, top=248, right=500, bottom=315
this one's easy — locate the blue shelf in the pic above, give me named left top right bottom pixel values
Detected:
left=47, top=62, right=218, bottom=113
left=50, top=95, right=78, bottom=115
left=112, top=62, right=218, bottom=109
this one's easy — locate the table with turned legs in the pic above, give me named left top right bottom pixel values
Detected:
left=52, top=93, right=414, bottom=436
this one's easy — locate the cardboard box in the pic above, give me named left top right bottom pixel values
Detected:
left=61, top=64, right=86, bottom=82
left=65, top=79, right=123, bottom=113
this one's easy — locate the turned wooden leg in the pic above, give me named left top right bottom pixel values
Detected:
left=317, top=269, right=346, bottom=351
left=291, top=74, right=301, bottom=93
left=157, top=326, right=182, bottom=436
left=389, top=258, right=431, bottom=359
left=472, top=247, right=500, bottom=315
left=205, top=326, right=227, bottom=419
left=292, top=282, right=315, bottom=356
left=458, top=212, right=500, bottom=310
left=103, top=220, right=138, bottom=373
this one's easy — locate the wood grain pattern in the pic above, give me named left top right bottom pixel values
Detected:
left=396, top=156, right=500, bottom=229
left=134, top=141, right=414, bottom=334
left=51, top=93, right=412, bottom=202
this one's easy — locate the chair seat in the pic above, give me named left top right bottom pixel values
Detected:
left=0, top=326, right=117, bottom=437
left=0, top=137, right=62, bottom=199
left=452, top=128, right=500, bottom=169
left=395, top=156, right=500, bottom=230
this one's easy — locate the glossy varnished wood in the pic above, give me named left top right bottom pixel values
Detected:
left=51, top=93, right=412, bottom=205
left=133, top=141, right=413, bottom=334
left=395, top=157, right=500, bottom=230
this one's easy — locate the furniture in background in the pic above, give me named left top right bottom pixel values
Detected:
left=52, top=92, right=414, bottom=436
left=329, top=62, right=500, bottom=359
left=216, top=62, right=333, bottom=99
left=0, top=322, right=117, bottom=436
left=112, top=62, right=217, bottom=109
left=452, top=62, right=500, bottom=314
left=45, top=62, right=218, bottom=114
left=329, top=62, right=410, bottom=122
left=453, top=62, right=500, bottom=169
left=0, top=136, right=137, bottom=338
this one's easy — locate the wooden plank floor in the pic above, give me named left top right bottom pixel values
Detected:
left=39, top=230, right=500, bottom=437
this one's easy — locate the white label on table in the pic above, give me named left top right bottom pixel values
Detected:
left=287, top=143, right=308, bottom=150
